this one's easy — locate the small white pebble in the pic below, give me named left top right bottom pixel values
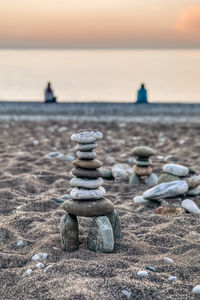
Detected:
left=121, top=290, right=132, bottom=299
left=192, top=285, right=200, bottom=295
left=32, top=254, right=40, bottom=261
left=137, top=270, right=148, bottom=277
left=17, top=240, right=24, bottom=247
left=168, top=276, right=177, bottom=282
left=26, top=269, right=33, bottom=275
left=45, top=265, right=52, bottom=271
left=41, top=253, right=48, bottom=259
left=163, top=257, right=174, bottom=264
left=36, top=262, right=45, bottom=269
left=33, top=140, right=39, bottom=146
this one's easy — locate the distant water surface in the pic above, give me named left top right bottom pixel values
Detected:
left=0, top=49, right=200, bottom=102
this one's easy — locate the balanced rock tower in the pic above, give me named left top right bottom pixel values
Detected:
left=60, top=130, right=121, bottom=253
left=129, top=146, right=158, bottom=186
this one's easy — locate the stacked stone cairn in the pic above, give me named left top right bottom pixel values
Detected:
left=60, top=130, right=121, bottom=253
left=129, top=146, right=158, bottom=186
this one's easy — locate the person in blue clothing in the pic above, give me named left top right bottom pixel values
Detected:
left=136, top=83, right=148, bottom=103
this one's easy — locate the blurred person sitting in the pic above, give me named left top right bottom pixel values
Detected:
left=44, top=82, right=57, bottom=103
left=136, top=83, right=148, bottom=104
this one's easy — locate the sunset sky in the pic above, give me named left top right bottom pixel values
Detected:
left=0, top=0, right=200, bottom=48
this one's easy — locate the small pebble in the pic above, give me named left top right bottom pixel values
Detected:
left=168, top=276, right=177, bottom=282
left=53, top=198, right=64, bottom=204
left=146, top=266, right=156, bottom=272
left=163, top=257, right=174, bottom=264
left=137, top=270, right=148, bottom=277
left=33, top=140, right=39, bottom=146
left=121, top=290, right=132, bottom=299
left=17, top=240, right=24, bottom=247
left=32, top=253, right=48, bottom=261
left=192, top=285, right=200, bottom=295
left=61, top=194, right=70, bottom=200
left=36, top=262, right=45, bottom=269
left=26, top=269, right=33, bottom=275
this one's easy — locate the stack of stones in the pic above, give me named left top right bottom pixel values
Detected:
left=129, top=146, right=158, bottom=186
left=60, top=130, right=121, bottom=253
left=158, top=163, right=200, bottom=196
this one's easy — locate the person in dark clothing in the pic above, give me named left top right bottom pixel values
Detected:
left=137, top=83, right=148, bottom=103
left=44, top=82, right=57, bottom=103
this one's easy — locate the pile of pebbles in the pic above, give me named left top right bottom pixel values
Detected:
left=129, top=146, right=158, bottom=186
left=134, top=163, right=200, bottom=214
left=60, top=130, right=121, bottom=253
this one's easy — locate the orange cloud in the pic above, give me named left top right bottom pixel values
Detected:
left=176, top=7, right=200, bottom=34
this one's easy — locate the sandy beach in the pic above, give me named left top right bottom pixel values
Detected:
left=1, top=105, right=200, bottom=299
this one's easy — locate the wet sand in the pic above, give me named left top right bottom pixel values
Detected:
left=0, top=119, right=200, bottom=300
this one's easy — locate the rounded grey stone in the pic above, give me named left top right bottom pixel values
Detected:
left=70, top=187, right=105, bottom=200
left=133, top=195, right=149, bottom=204
left=87, top=216, right=114, bottom=253
left=72, top=167, right=101, bottom=179
left=106, top=210, right=121, bottom=240
left=70, top=177, right=103, bottom=189
left=60, top=214, right=79, bottom=252
left=77, top=151, right=96, bottom=160
left=187, top=186, right=200, bottom=196
left=144, top=173, right=158, bottom=186
left=132, top=146, right=155, bottom=158
left=163, top=164, right=189, bottom=177
left=143, top=180, right=189, bottom=200
left=181, top=199, right=200, bottom=214
left=71, top=130, right=103, bottom=144
left=129, top=173, right=141, bottom=185
left=99, top=167, right=114, bottom=180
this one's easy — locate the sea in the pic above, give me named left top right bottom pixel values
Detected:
left=0, top=49, right=200, bottom=103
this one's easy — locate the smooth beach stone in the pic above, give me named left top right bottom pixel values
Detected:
left=155, top=206, right=186, bottom=216
left=133, top=195, right=149, bottom=204
left=163, top=257, right=174, bottom=264
left=112, top=163, right=133, bottom=180
left=186, top=175, right=200, bottom=188
left=75, top=143, right=97, bottom=152
left=70, top=186, right=105, bottom=200
left=143, top=180, right=189, bottom=200
left=60, top=214, right=79, bottom=252
left=73, top=159, right=102, bottom=169
left=62, top=198, right=114, bottom=217
left=181, top=199, right=200, bottom=214
left=144, top=173, right=158, bottom=186
left=137, top=270, right=148, bottom=277
left=70, top=177, right=103, bottom=189
left=163, top=164, right=189, bottom=177
left=134, top=165, right=152, bottom=177
left=132, top=146, right=155, bottom=158
left=72, top=167, right=101, bottom=179
left=71, top=130, right=103, bottom=144
left=99, top=167, right=114, bottom=180
left=158, top=173, right=180, bottom=184
left=192, top=285, right=200, bottom=295
left=168, top=276, right=177, bottom=282
left=187, top=186, right=200, bottom=196
left=106, top=210, right=121, bottom=240
left=129, top=173, right=141, bottom=185
left=77, top=151, right=96, bottom=160
left=106, top=156, right=116, bottom=165
left=87, top=216, right=114, bottom=253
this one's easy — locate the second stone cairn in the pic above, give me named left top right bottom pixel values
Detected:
left=60, top=129, right=121, bottom=253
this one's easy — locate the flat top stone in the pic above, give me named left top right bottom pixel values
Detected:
left=73, top=159, right=102, bottom=169
left=163, top=164, right=189, bottom=177
left=71, top=130, right=103, bottom=144
left=132, top=146, right=155, bottom=158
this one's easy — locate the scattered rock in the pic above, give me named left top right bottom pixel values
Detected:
left=26, top=269, right=33, bottom=275
left=163, top=164, right=189, bottom=177
left=144, top=173, right=158, bottom=186
left=17, top=240, right=24, bottom=247
left=36, top=262, right=45, bottom=269
left=168, top=276, right=177, bottom=282
left=146, top=266, right=156, bottom=272
left=106, top=156, right=116, bottom=165
left=32, top=253, right=48, bottom=261
left=137, top=270, right=148, bottom=277
left=121, top=290, right=132, bottom=299
left=155, top=206, right=185, bottom=216
left=99, top=167, right=114, bottom=180
left=53, top=198, right=64, bottom=204
left=187, top=186, right=200, bottom=196
left=112, top=164, right=133, bottom=180
left=65, top=154, right=75, bottom=162
left=129, top=173, right=141, bottom=185
left=192, top=285, right=200, bottom=295
left=60, top=214, right=79, bottom=252
left=133, top=195, right=149, bottom=204
left=33, top=140, right=39, bottom=146
left=163, top=257, right=174, bottom=264
left=45, top=151, right=64, bottom=159
left=182, top=199, right=200, bottom=214
left=143, top=180, right=189, bottom=200
left=158, top=173, right=180, bottom=184
left=186, top=175, right=200, bottom=189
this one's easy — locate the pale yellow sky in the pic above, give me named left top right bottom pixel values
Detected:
left=0, top=0, right=200, bottom=48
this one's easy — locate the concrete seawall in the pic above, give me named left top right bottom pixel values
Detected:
left=0, top=102, right=199, bottom=122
